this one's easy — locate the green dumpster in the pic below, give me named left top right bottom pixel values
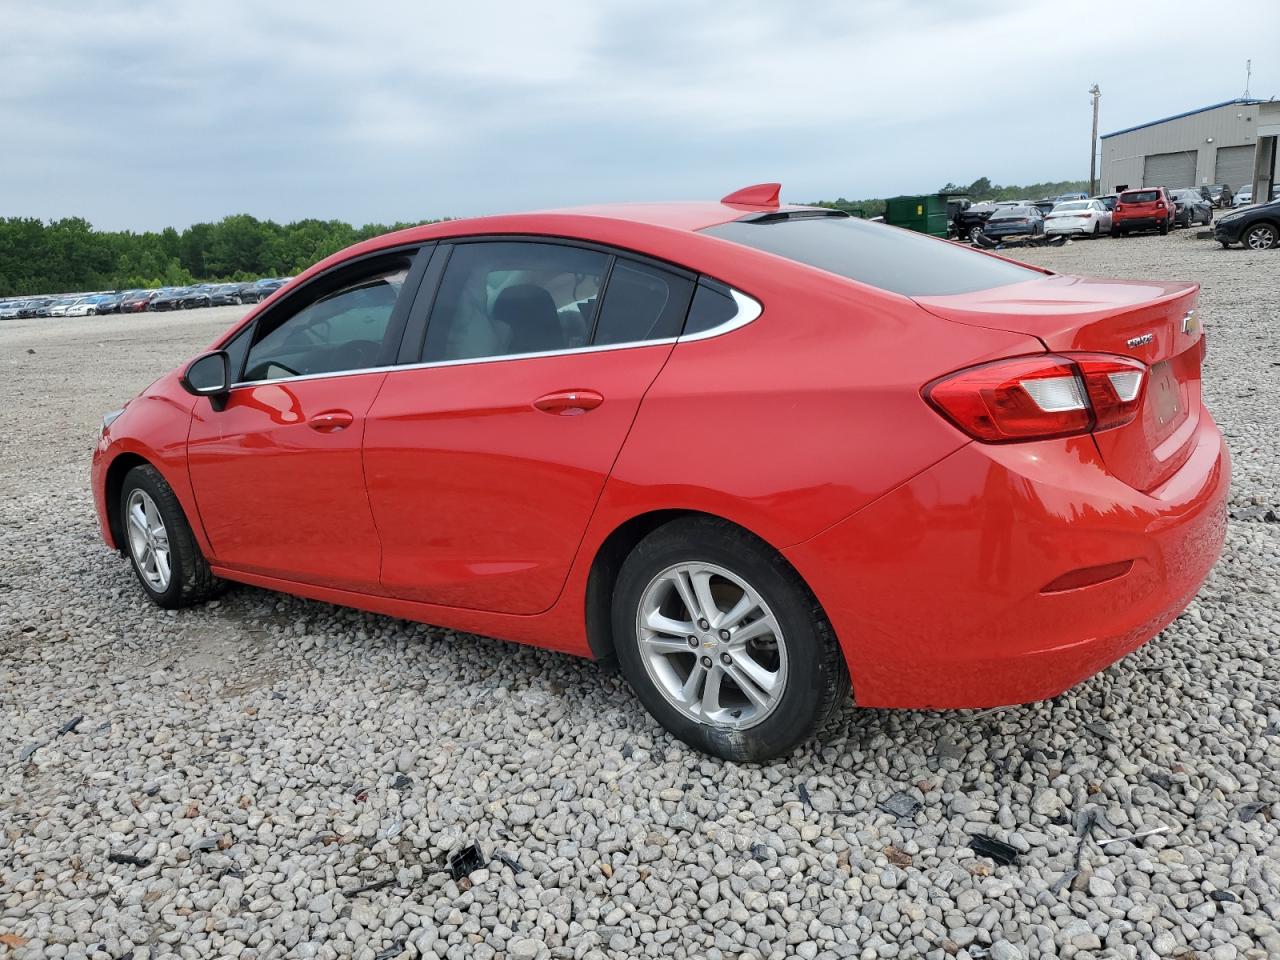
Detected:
left=883, top=194, right=950, bottom=237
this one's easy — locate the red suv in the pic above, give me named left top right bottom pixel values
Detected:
left=1112, top=187, right=1174, bottom=237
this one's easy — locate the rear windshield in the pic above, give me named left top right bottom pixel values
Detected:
left=701, top=216, right=1041, bottom=297
left=989, top=207, right=1031, bottom=219
left=1121, top=190, right=1159, bottom=203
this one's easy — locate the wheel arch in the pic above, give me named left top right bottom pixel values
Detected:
left=583, top=508, right=827, bottom=669
left=103, top=452, right=153, bottom=551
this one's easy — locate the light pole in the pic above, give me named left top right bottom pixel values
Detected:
left=1089, top=84, right=1101, bottom=197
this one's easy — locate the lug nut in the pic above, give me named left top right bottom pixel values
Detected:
left=687, top=636, right=699, bottom=648
left=718, top=629, right=731, bottom=641
left=720, top=652, right=732, bottom=665
left=700, top=656, right=713, bottom=668
left=698, top=618, right=710, bottom=630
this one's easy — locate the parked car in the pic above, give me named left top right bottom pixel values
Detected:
left=88, top=183, right=1231, bottom=760
left=119, top=290, right=161, bottom=313
left=48, top=297, right=81, bottom=317
left=207, top=283, right=245, bottom=306
left=979, top=204, right=1045, bottom=240
left=1055, top=192, right=1088, bottom=202
left=180, top=285, right=215, bottom=309
left=18, top=299, right=54, bottom=318
left=0, top=300, right=21, bottom=320
left=1213, top=197, right=1280, bottom=250
left=85, top=293, right=122, bottom=315
left=150, top=288, right=191, bottom=311
left=1232, top=186, right=1253, bottom=207
left=1199, top=184, right=1227, bottom=207
left=65, top=297, right=100, bottom=317
left=1112, top=187, right=1174, bottom=236
left=1170, top=189, right=1214, bottom=228
left=238, top=278, right=287, bottom=304
left=1091, top=194, right=1118, bottom=212
left=1031, top=199, right=1057, bottom=219
left=1044, top=199, right=1112, bottom=236
left=953, top=201, right=996, bottom=241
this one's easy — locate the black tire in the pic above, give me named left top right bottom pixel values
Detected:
left=1092, top=221, right=1100, bottom=236
left=1158, top=220, right=1169, bottom=236
left=611, top=516, right=849, bottom=762
left=1244, top=222, right=1278, bottom=251
left=968, top=225, right=984, bottom=242
left=119, top=464, right=221, bottom=608
left=1110, top=226, right=1120, bottom=238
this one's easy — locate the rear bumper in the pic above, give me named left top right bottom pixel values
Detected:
left=1116, top=216, right=1165, bottom=230
left=1045, top=222, right=1089, bottom=235
left=785, top=413, right=1230, bottom=708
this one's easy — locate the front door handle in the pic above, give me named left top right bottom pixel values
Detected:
left=308, top=409, right=354, bottom=432
left=533, top=389, right=604, bottom=416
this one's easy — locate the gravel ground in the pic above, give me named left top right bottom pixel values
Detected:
left=2, top=230, right=1278, bottom=960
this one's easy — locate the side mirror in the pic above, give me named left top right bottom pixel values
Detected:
left=180, top=350, right=231, bottom=410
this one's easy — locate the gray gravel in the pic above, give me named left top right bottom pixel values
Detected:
left=2, top=229, right=1278, bottom=959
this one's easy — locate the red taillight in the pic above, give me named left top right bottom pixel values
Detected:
left=924, top=353, right=1147, bottom=443
left=1114, top=203, right=1123, bottom=212
left=1155, top=201, right=1165, bottom=210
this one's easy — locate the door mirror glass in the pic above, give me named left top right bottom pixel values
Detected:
left=182, top=350, right=230, bottom=397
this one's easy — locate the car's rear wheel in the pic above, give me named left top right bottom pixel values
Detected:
left=1092, top=221, right=1100, bottom=236
left=120, top=465, right=221, bottom=608
left=1245, top=223, right=1278, bottom=250
left=612, top=516, right=849, bottom=762
left=1110, top=226, right=1120, bottom=237
left=1159, top=220, right=1169, bottom=235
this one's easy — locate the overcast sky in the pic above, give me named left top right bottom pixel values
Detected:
left=3, top=0, right=1277, bottom=231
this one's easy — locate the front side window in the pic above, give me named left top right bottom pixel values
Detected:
left=241, top=258, right=413, bottom=382
left=423, top=242, right=608, bottom=362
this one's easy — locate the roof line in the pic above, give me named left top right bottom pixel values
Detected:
left=1100, top=98, right=1264, bottom=139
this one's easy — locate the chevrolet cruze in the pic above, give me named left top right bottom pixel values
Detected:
left=92, top=183, right=1229, bottom=761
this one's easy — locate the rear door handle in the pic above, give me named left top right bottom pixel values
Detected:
left=308, top=409, right=354, bottom=432
left=533, top=390, right=604, bottom=416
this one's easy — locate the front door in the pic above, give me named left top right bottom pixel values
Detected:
left=363, top=239, right=695, bottom=615
left=187, top=250, right=422, bottom=591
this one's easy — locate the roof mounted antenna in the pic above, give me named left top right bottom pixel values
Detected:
left=721, top=183, right=782, bottom=208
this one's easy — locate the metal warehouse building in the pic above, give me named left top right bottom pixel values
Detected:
left=1100, top=97, right=1277, bottom=197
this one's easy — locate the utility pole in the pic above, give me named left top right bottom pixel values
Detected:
left=1089, top=84, right=1101, bottom=197
left=1243, top=59, right=1251, bottom=98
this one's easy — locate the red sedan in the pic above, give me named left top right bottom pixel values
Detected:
left=91, top=183, right=1229, bottom=761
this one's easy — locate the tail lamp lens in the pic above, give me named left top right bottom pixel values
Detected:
left=925, top=353, right=1146, bottom=443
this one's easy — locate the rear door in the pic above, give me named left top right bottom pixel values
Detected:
left=187, top=247, right=427, bottom=591
left=363, top=239, right=694, bottom=614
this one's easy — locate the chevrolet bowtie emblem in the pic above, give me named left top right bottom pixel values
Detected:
left=1182, top=310, right=1199, bottom=335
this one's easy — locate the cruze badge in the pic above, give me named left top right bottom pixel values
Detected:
left=1182, top=310, right=1199, bottom=335
left=1127, top=333, right=1154, bottom=348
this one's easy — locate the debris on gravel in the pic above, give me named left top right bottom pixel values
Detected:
left=2, top=233, right=1279, bottom=958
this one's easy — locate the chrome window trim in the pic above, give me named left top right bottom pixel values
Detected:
left=227, top=287, right=762, bottom=390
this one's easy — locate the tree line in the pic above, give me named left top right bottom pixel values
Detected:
left=0, top=214, right=441, bottom=298
left=810, top=175, right=1092, bottom=219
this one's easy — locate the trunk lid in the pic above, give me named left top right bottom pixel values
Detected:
left=914, top=273, right=1204, bottom=492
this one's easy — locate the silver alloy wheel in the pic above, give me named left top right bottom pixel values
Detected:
left=125, top=489, right=171, bottom=592
left=1246, top=225, right=1277, bottom=250
left=636, top=562, right=788, bottom=730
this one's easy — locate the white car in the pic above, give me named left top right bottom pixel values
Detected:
left=1233, top=187, right=1253, bottom=207
left=1044, top=199, right=1112, bottom=237
left=65, top=297, right=100, bottom=317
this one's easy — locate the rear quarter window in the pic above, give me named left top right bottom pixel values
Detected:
left=702, top=216, right=1042, bottom=297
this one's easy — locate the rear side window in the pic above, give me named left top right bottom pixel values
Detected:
left=1121, top=190, right=1159, bottom=203
left=683, top=281, right=740, bottom=336
left=424, top=241, right=608, bottom=362
left=592, top=260, right=693, bottom=345
left=702, top=216, right=1041, bottom=297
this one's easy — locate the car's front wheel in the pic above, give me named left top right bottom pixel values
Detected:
left=120, top=464, right=221, bottom=608
left=612, top=516, right=849, bottom=762
left=1245, top=222, right=1278, bottom=250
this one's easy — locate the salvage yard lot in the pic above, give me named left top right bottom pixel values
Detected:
left=1, top=229, right=1278, bottom=959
